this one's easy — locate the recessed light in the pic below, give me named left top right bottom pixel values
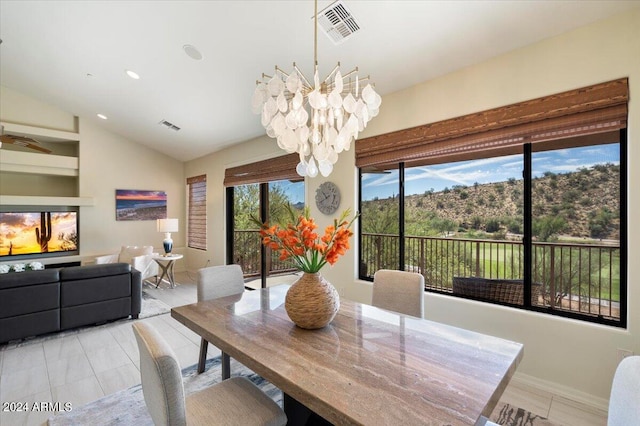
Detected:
left=183, top=44, right=203, bottom=60
left=125, top=69, right=140, bottom=80
left=97, top=114, right=108, bottom=120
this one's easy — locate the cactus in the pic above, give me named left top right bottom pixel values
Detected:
left=36, top=212, right=52, bottom=253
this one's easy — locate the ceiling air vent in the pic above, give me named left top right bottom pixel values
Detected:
left=317, top=0, right=361, bottom=45
left=158, top=119, right=180, bottom=131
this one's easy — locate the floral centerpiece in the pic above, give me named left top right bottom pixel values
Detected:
left=255, top=206, right=357, bottom=329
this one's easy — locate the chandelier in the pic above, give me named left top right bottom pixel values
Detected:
left=252, top=0, right=381, bottom=178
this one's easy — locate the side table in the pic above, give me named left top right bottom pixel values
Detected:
left=152, top=254, right=183, bottom=288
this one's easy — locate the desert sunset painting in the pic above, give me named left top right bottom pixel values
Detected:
left=0, top=212, right=78, bottom=256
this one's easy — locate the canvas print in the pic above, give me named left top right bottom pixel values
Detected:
left=116, top=190, right=167, bottom=221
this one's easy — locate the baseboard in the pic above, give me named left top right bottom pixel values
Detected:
left=512, top=371, right=609, bottom=412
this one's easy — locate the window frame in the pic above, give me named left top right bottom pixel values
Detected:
left=358, top=132, right=627, bottom=328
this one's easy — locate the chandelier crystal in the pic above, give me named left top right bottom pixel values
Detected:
left=252, top=0, right=381, bottom=178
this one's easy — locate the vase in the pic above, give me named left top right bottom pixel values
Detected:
left=285, top=272, right=340, bottom=329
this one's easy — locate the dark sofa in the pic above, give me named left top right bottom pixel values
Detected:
left=0, top=263, right=141, bottom=343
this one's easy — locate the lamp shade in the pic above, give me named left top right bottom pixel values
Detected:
left=157, top=218, right=179, bottom=233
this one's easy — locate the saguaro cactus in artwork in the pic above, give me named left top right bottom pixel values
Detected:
left=36, top=212, right=52, bottom=253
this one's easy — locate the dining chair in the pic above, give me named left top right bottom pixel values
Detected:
left=197, top=264, right=245, bottom=377
left=608, top=355, right=640, bottom=425
left=372, top=269, right=425, bottom=317
left=132, top=322, right=287, bottom=426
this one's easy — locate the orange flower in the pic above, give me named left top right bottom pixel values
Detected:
left=254, top=205, right=358, bottom=273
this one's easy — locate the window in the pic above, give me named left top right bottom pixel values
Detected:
left=187, top=175, right=206, bottom=250
left=357, top=79, right=628, bottom=326
left=224, top=154, right=304, bottom=287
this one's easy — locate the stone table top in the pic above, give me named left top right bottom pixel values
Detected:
left=171, top=284, right=523, bottom=425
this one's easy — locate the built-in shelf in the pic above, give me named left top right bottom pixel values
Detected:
left=0, top=195, right=94, bottom=206
left=0, top=150, right=79, bottom=176
left=1, top=122, right=85, bottom=204
left=0, top=121, right=79, bottom=142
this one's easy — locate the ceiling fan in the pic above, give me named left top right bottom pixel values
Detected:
left=0, top=125, right=52, bottom=154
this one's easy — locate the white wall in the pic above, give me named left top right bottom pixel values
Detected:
left=0, top=85, right=186, bottom=260
left=78, top=119, right=185, bottom=257
left=185, top=9, right=639, bottom=405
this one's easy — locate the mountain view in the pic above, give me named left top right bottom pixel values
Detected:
left=363, top=162, right=620, bottom=243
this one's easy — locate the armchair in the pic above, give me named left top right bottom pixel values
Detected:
left=96, top=246, right=159, bottom=283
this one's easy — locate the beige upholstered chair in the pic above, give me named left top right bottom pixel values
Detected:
left=608, top=355, right=640, bottom=425
left=132, top=322, right=286, bottom=426
left=95, top=245, right=159, bottom=283
left=372, top=269, right=425, bottom=318
left=197, top=264, right=245, bottom=376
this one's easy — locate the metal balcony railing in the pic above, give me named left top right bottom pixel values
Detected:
left=234, top=230, right=620, bottom=321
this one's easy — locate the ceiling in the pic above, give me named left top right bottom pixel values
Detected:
left=1, top=1, right=638, bottom=162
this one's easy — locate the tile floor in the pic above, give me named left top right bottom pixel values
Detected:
left=0, top=271, right=608, bottom=426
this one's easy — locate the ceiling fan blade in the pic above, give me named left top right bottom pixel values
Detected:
left=22, top=142, right=53, bottom=154
left=0, top=134, right=52, bottom=154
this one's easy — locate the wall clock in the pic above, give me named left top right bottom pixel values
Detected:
left=315, top=181, right=341, bottom=215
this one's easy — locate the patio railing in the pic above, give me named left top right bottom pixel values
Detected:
left=234, top=230, right=620, bottom=320
left=362, top=233, right=620, bottom=320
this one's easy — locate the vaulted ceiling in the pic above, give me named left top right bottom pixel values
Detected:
left=1, top=1, right=637, bottom=161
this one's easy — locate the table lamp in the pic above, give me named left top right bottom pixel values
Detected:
left=157, top=218, right=178, bottom=256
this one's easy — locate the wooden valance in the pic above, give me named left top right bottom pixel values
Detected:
left=224, top=153, right=301, bottom=186
left=356, top=78, right=628, bottom=169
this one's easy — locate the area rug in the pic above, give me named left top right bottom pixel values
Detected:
left=492, top=403, right=558, bottom=426
left=139, top=289, right=171, bottom=319
left=48, top=356, right=554, bottom=426
left=47, top=356, right=281, bottom=425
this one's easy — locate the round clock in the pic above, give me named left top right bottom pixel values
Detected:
left=315, top=181, right=341, bottom=215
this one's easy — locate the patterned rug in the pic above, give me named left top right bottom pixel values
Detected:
left=48, top=355, right=555, bottom=426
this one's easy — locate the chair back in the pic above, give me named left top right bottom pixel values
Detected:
left=132, top=322, right=187, bottom=426
left=197, top=264, right=245, bottom=302
left=608, top=355, right=640, bottom=426
left=372, top=269, right=425, bottom=317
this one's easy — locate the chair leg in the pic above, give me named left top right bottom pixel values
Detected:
left=197, top=337, right=208, bottom=374
left=222, top=352, right=231, bottom=380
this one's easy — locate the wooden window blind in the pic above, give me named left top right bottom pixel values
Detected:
left=356, top=78, right=628, bottom=170
left=187, top=174, right=206, bottom=250
left=223, top=153, right=302, bottom=186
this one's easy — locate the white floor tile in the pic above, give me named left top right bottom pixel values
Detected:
left=548, top=395, right=608, bottom=426
left=95, top=363, right=140, bottom=395
left=1, top=343, right=46, bottom=375
left=0, top=390, right=53, bottom=426
left=50, top=376, right=104, bottom=409
left=77, top=328, right=119, bottom=351
left=45, top=352, right=94, bottom=387
left=0, top=364, right=50, bottom=401
left=84, top=344, right=133, bottom=374
left=43, top=335, right=85, bottom=361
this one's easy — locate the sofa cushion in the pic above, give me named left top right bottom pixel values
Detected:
left=0, top=310, right=60, bottom=343
left=0, top=282, right=59, bottom=319
left=61, top=273, right=132, bottom=307
left=60, top=263, right=131, bottom=281
left=61, top=299, right=131, bottom=329
left=118, top=246, right=153, bottom=264
left=0, top=269, right=60, bottom=290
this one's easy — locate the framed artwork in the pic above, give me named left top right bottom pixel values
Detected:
left=115, top=189, right=167, bottom=221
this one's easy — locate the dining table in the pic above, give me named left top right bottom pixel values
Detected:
left=171, top=284, right=524, bottom=426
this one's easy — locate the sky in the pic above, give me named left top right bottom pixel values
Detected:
left=0, top=212, right=78, bottom=255
left=362, top=143, right=620, bottom=200
left=272, top=180, right=305, bottom=205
